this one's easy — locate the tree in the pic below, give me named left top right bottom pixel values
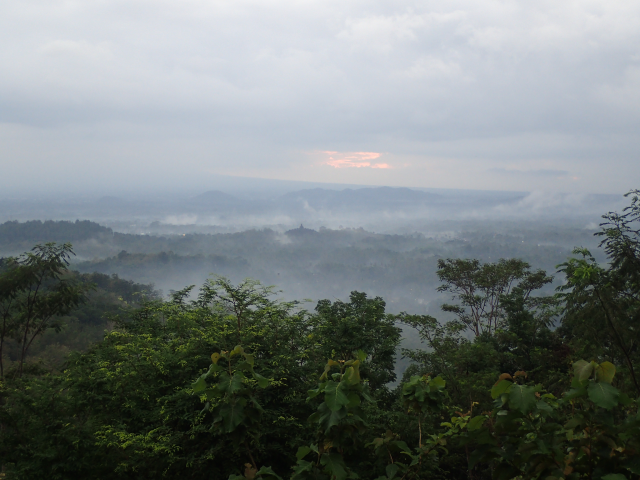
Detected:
left=312, top=292, right=401, bottom=393
left=558, top=190, right=640, bottom=396
left=402, top=259, right=559, bottom=412
left=0, top=243, right=92, bottom=378
left=436, top=258, right=553, bottom=337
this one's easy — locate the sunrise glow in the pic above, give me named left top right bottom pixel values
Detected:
left=321, top=151, right=390, bottom=169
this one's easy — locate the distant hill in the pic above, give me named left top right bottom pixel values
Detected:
left=285, top=224, right=319, bottom=238
left=189, top=190, right=241, bottom=205
left=277, top=187, right=442, bottom=211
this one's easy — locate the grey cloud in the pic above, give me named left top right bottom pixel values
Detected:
left=487, top=168, right=571, bottom=177
left=0, top=0, right=639, bottom=194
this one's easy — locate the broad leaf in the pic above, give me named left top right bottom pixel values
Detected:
left=595, top=361, right=616, bottom=383
left=386, top=463, right=400, bottom=479
left=254, top=466, right=284, bottom=480
left=290, top=460, right=314, bottom=479
left=252, top=371, right=269, bottom=388
left=467, top=415, right=486, bottom=431
left=218, top=399, right=246, bottom=433
left=430, top=375, right=446, bottom=389
left=491, top=379, right=512, bottom=400
left=508, top=384, right=537, bottom=414
left=318, top=405, right=347, bottom=432
left=324, top=381, right=350, bottom=411
left=344, top=365, right=361, bottom=385
left=296, top=446, right=312, bottom=461
left=587, top=381, right=619, bottom=409
left=227, top=372, right=246, bottom=394
left=601, top=475, right=627, bottom=480
left=320, top=452, right=348, bottom=480
left=347, top=392, right=361, bottom=408
left=573, top=360, right=595, bottom=382
left=192, top=375, right=208, bottom=393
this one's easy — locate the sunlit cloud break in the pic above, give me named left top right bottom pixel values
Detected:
left=322, top=151, right=391, bottom=169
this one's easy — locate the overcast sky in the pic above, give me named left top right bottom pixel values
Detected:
left=1, top=0, right=639, bottom=195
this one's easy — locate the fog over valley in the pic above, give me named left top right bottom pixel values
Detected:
left=0, top=181, right=622, bottom=314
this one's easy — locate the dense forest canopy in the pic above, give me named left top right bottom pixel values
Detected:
left=0, top=191, right=639, bottom=479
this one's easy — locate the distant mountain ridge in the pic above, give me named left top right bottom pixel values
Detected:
left=277, top=187, right=442, bottom=211
left=189, top=190, right=241, bottom=205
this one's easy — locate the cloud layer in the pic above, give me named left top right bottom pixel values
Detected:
left=1, top=0, right=639, bottom=194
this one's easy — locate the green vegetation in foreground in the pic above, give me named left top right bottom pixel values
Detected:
left=0, top=191, right=639, bottom=479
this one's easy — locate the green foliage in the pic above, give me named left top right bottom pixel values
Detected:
left=0, top=243, right=93, bottom=377
left=402, top=260, right=562, bottom=413
left=291, top=353, right=373, bottom=480
left=463, top=360, right=640, bottom=480
left=2, top=190, right=640, bottom=480
left=436, top=258, right=553, bottom=336
left=313, top=292, right=401, bottom=393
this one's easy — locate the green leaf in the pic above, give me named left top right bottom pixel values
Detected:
left=394, top=441, right=411, bottom=454
left=227, top=372, right=246, bottom=394
left=491, top=379, right=512, bottom=400
left=253, top=371, right=269, bottom=388
left=318, top=405, right=347, bottom=432
left=320, top=452, right=348, bottom=480
left=343, top=365, right=361, bottom=385
left=291, top=460, right=314, bottom=479
left=230, top=345, right=244, bottom=356
left=573, top=360, right=595, bottom=382
left=320, top=359, right=340, bottom=380
left=595, top=361, right=616, bottom=383
left=508, top=384, right=537, bottom=414
left=467, top=415, right=486, bottom=431
left=618, top=392, right=632, bottom=406
left=564, top=386, right=587, bottom=401
left=218, top=399, right=246, bottom=433
left=347, top=392, right=361, bottom=408
left=324, top=381, right=350, bottom=411
left=296, top=446, right=312, bottom=461
left=254, top=466, right=284, bottom=480
left=192, top=375, right=208, bottom=393
left=430, top=375, right=446, bottom=389
left=205, top=387, right=224, bottom=400
left=307, top=388, right=322, bottom=401
left=536, top=400, right=553, bottom=413
left=601, top=475, right=627, bottom=480
left=588, top=381, right=619, bottom=409
left=386, top=463, right=399, bottom=479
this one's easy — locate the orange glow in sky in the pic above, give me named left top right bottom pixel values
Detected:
left=321, top=151, right=390, bottom=169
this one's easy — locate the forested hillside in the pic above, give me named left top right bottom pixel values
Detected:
left=0, top=191, right=639, bottom=479
left=0, top=192, right=640, bottom=480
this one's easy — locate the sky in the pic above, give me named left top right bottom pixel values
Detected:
left=1, top=0, right=639, bottom=195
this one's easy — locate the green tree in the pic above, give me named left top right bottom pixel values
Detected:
left=0, top=243, right=91, bottom=377
left=312, top=292, right=401, bottom=394
left=402, top=259, right=560, bottom=413
left=558, top=190, right=640, bottom=396
left=436, top=258, right=553, bottom=337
